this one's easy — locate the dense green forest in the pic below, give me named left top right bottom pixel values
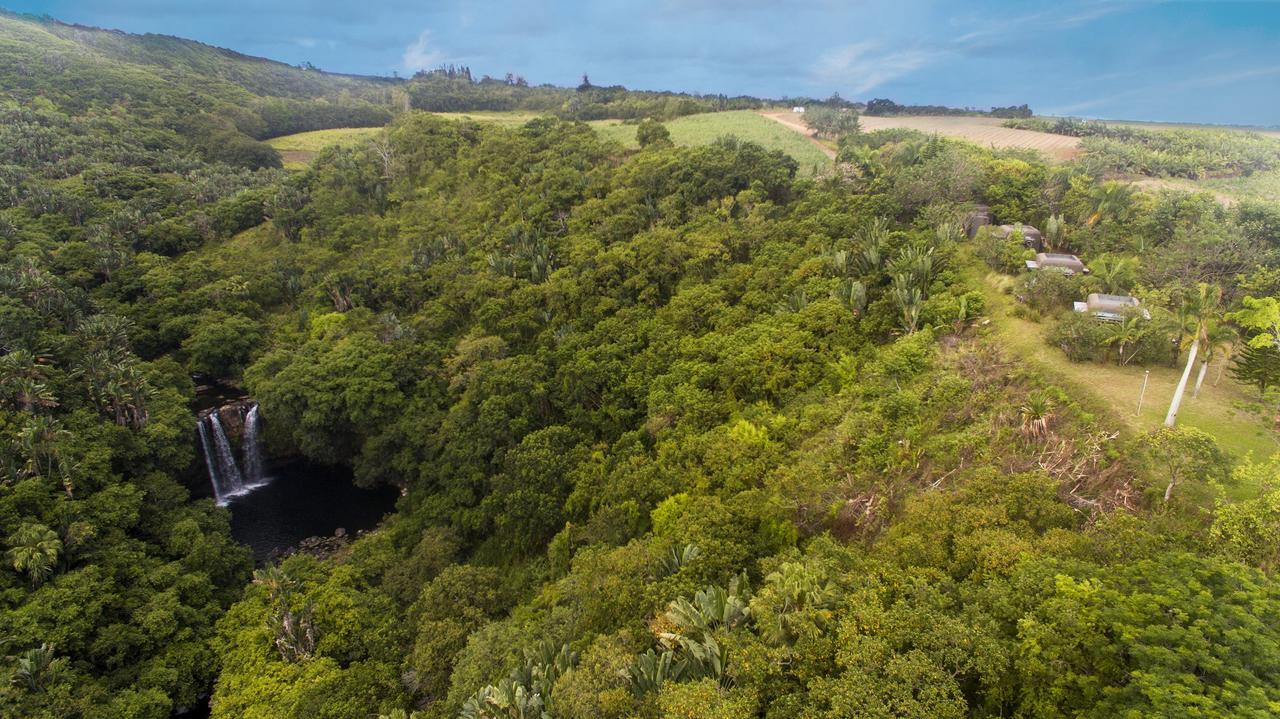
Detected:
left=5, top=10, right=1280, bottom=719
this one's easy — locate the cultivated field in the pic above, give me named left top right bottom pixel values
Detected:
left=267, top=127, right=383, bottom=169
left=858, top=115, right=1082, bottom=161
left=761, top=110, right=1082, bottom=162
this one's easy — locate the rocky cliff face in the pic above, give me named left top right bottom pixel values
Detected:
left=199, top=399, right=256, bottom=443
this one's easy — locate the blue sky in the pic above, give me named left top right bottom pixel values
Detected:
left=8, top=1, right=1280, bottom=126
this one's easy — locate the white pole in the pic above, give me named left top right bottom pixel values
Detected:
left=1136, top=370, right=1150, bottom=416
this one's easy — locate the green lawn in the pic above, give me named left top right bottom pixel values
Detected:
left=267, top=127, right=384, bottom=169
left=967, top=255, right=1278, bottom=472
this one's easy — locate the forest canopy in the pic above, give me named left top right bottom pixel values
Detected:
left=4, top=8, right=1280, bottom=719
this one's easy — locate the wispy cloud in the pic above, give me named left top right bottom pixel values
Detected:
left=402, top=29, right=444, bottom=72
left=811, top=42, right=941, bottom=93
left=812, top=1, right=1138, bottom=95
left=1047, top=63, right=1280, bottom=116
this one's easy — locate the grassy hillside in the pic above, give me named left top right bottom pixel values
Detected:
left=267, top=127, right=384, bottom=168
left=970, top=259, right=1277, bottom=472
left=591, top=110, right=833, bottom=173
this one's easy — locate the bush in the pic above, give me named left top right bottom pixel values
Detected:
left=1046, top=311, right=1108, bottom=361
left=975, top=229, right=1032, bottom=274
left=1015, top=270, right=1082, bottom=315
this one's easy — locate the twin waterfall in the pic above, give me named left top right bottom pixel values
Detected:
left=197, top=403, right=267, bottom=505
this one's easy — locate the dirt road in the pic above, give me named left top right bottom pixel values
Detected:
left=758, top=111, right=837, bottom=159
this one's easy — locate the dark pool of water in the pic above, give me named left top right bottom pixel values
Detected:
left=215, top=460, right=399, bottom=563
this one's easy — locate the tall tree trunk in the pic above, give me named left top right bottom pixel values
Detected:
left=1165, top=339, right=1199, bottom=427
left=1192, top=358, right=1210, bottom=398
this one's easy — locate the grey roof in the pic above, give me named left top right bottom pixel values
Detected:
left=1086, top=293, right=1140, bottom=313
left=1035, top=253, right=1087, bottom=273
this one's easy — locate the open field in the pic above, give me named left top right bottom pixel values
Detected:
left=427, top=111, right=547, bottom=127
left=591, top=110, right=834, bottom=173
left=761, top=110, right=1082, bottom=161
left=1125, top=168, right=1280, bottom=207
left=1105, top=118, right=1280, bottom=139
left=858, top=115, right=1082, bottom=160
left=967, top=256, right=1278, bottom=479
left=267, top=127, right=383, bottom=169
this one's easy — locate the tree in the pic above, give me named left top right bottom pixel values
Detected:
left=1194, top=320, right=1236, bottom=397
left=1165, top=283, right=1221, bottom=427
left=7, top=523, right=62, bottom=587
left=1230, top=343, right=1280, bottom=395
left=1231, top=295, right=1280, bottom=350
left=1145, top=426, right=1227, bottom=503
left=1103, top=313, right=1147, bottom=365
left=1082, top=180, right=1137, bottom=226
left=803, top=106, right=860, bottom=139
left=636, top=119, right=672, bottom=149
left=1089, top=255, right=1138, bottom=295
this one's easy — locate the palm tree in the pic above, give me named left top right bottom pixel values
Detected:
left=841, top=145, right=883, bottom=181
left=1082, top=181, right=1137, bottom=227
left=0, top=351, right=58, bottom=413
left=1165, top=283, right=1222, bottom=427
left=10, top=643, right=60, bottom=693
left=1194, top=321, right=1237, bottom=398
left=1103, top=314, right=1146, bottom=365
left=7, top=523, right=61, bottom=587
left=1089, top=256, right=1138, bottom=295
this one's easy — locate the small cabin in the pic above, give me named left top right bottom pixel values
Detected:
left=965, top=205, right=994, bottom=239
left=1026, top=252, right=1088, bottom=275
left=992, top=224, right=1044, bottom=252
left=1073, top=293, right=1149, bottom=322
left=792, top=106, right=805, bottom=113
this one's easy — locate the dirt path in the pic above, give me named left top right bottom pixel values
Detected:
left=758, top=111, right=837, bottom=159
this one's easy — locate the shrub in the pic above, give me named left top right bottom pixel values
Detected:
left=1046, top=311, right=1108, bottom=362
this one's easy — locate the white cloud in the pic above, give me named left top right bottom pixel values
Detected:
left=811, top=42, right=940, bottom=93
left=402, top=29, right=445, bottom=72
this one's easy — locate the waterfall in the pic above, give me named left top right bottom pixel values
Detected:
left=242, top=404, right=265, bottom=486
left=209, top=412, right=246, bottom=498
left=198, top=402, right=270, bottom=505
left=197, top=417, right=226, bottom=505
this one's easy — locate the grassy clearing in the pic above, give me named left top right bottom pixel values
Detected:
left=267, top=127, right=383, bottom=169
left=426, top=111, right=547, bottom=127
left=965, top=254, right=1278, bottom=476
left=1126, top=168, right=1280, bottom=206
left=1195, top=168, right=1280, bottom=204
left=590, top=110, right=834, bottom=174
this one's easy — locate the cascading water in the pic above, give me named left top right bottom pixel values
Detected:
left=196, top=417, right=226, bottom=505
left=198, top=403, right=268, bottom=506
left=242, top=404, right=265, bottom=486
